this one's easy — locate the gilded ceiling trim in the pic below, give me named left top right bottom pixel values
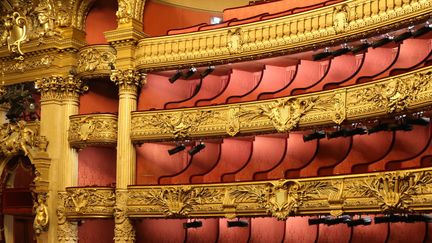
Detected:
left=61, top=167, right=432, bottom=219
left=130, top=66, right=432, bottom=142
left=135, top=0, right=432, bottom=71
left=68, top=113, right=118, bottom=148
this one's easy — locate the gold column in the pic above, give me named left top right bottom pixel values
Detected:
left=35, top=75, right=86, bottom=243
left=111, top=69, right=145, bottom=242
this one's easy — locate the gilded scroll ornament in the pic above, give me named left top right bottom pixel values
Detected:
left=33, top=193, right=49, bottom=235
left=225, top=107, right=240, bottom=136
left=77, top=46, right=116, bottom=74
left=64, top=188, right=116, bottom=215
left=68, top=114, right=118, bottom=148
left=1, top=12, right=27, bottom=56
left=136, top=187, right=216, bottom=217
left=347, top=171, right=432, bottom=213
left=135, top=111, right=214, bottom=139
left=247, top=98, right=316, bottom=132
left=349, top=72, right=431, bottom=113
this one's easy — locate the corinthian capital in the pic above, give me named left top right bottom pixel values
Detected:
left=110, top=68, right=146, bottom=94
left=35, top=75, right=88, bottom=101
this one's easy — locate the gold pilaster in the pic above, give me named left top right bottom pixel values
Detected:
left=110, top=69, right=145, bottom=243
left=35, top=75, right=86, bottom=243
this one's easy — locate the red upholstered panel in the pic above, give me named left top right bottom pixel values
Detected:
left=249, top=217, right=285, bottom=243
left=135, top=219, right=186, bottom=243
left=284, top=216, right=318, bottom=243
left=79, top=79, right=118, bottom=114
left=78, top=147, right=116, bottom=187
left=78, top=220, right=115, bottom=243
left=218, top=218, right=251, bottom=243
left=186, top=219, right=219, bottom=243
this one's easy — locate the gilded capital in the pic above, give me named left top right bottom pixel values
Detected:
left=35, top=75, right=88, bottom=101
left=110, top=68, right=146, bottom=94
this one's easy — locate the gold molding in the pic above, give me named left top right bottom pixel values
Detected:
left=135, top=0, right=432, bottom=71
left=127, top=168, right=432, bottom=219
left=68, top=113, right=118, bottom=148
left=63, top=187, right=116, bottom=219
left=76, top=45, right=117, bottom=79
left=60, top=168, right=432, bottom=219
left=131, top=66, right=432, bottom=142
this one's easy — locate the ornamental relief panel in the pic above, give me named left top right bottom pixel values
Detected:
left=68, top=114, right=117, bottom=148
left=62, top=187, right=116, bottom=218
left=0, top=0, right=74, bottom=56
left=60, top=169, right=432, bottom=220
left=131, top=67, right=432, bottom=142
left=76, top=45, right=116, bottom=78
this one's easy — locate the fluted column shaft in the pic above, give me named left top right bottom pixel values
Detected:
left=36, top=75, right=86, bottom=243
left=111, top=69, right=145, bottom=243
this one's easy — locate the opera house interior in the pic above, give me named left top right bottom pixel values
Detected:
left=1, top=0, right=432, bottom=242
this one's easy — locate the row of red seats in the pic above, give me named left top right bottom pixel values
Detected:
left=166, top=0, right=344, bottom=35
left=138, top=36, right=432, bottom=111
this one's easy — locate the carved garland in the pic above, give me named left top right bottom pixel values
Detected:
left=130, top=68, right=431, bottom=142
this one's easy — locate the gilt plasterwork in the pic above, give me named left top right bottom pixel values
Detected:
left=35, top=74, right=88, bottom=101
left=76, top=45, right=116, bottom=78
left=131, top=67, right=432, bottom=142
left=68, top=113, right=117, bottom=148
left=63, top=187, right=116, bottom=218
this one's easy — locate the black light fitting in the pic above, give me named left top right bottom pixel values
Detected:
left=200, top=66, right=215, bottom=78
left=303, top=130, right=326, bottom=142
left=183, top=220, right=203, bottom=229
left=188, top=142, right=205, bottom=156
left=168, top=144, right=186, bottom=155
left=169, top=71, right=183, bottom=83
left=227, top=219, right=249, bottom=227
left=183, top=67, right=197, bottom=79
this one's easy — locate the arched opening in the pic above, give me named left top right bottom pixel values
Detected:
left=0, top=156, right=36, bottom=243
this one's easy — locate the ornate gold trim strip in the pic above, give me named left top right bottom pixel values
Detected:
left=135, top=0, right=432, bottom=71
left=63, top=187, right=116, bottom=219
left=76, top=45, right=117, bottom=79
left=127, top=168, right=432, bottom=219
left=131, top=66, right=432, bottom=142
left=69, top=113, right=118, bottom=148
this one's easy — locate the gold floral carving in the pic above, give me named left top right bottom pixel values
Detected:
left=35, top=74, right=88, bottom=100
left=68, top=114, right=118, bottom=148
left=131, top=66, right=432, bottom=142
left=135, top=0, right=432, bottom=71
left=33, top=193, right=49, bottom=235
left=132, top=111, right=213, bottom=139
left=0, top=121, right=47, bottom=157
left=1, top=12, right=27, bottom=56
left=63, top=187, right=116, bottom=218
left=60, top=168, right=432, bottom=220
left=225, top=107, right=240, bottom=136
left=114, top=190, right=135, bottom=242
left=131, top=186, right=216, bottom=217
left=57, top=192, right=77, bottom=243
left=346, top=171, right=432, bottom=213
left=110, top=69, right=146, bottom=93
left=2, top=54, right=54, bottom=73
left=349, top=72, right=432, bottom=113
left=77, top=45, right=116, bottom=77
left=244, top=97, right=316, bottom=132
